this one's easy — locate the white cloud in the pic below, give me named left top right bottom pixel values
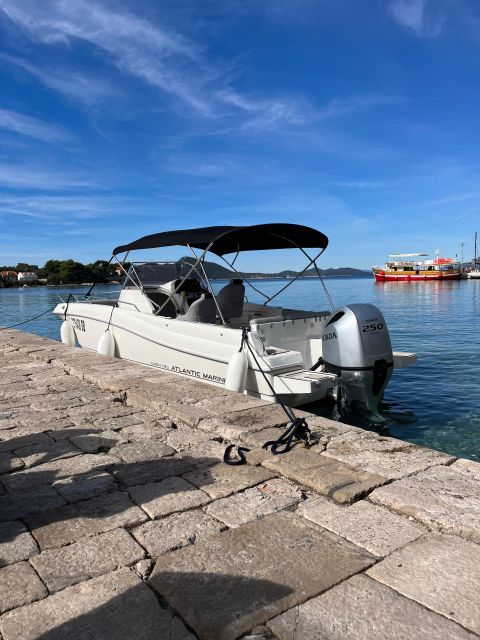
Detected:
left=1, top=55, right=117, bottom=108
left=0, top=164, right=101, bottom=190
left=1, top=0, right=212, bottom=113
left=0, top=106, right=71, bottom=143
left=389, top=0, right=447, bottom=36
left=0, top=0, right=344, bottom=130
left=0, top=194, right=126, bottom=220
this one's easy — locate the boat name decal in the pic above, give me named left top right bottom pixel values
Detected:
left=71, top=317, right=86, bottom=332
left=322, top=332, right=337, bottom=341
left=150, top=362, right=225, bottom=385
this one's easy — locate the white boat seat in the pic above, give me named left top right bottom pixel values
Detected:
left=178, top=293, right=217, bottom=323
left=216, top=279, right=245, bottom=319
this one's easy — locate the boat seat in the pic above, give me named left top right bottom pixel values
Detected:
left=216, top=279, right=245, bottom=319
left=178, top=293, right=217, bottom=324
left=145, top=290, right=177, bottom=317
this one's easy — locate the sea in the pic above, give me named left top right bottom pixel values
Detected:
left=1, top=277, right=479, bottom=461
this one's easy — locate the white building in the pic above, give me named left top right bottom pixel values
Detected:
left=17, top=271, right=39, bottom=284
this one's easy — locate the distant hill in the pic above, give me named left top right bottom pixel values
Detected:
left=182, top=257, right=372, bottom=279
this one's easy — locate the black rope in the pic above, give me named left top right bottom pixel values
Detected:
left=0, top=305, right=57, bottom=330
left=223, top=444, right=251, bottom=465
left=262, top=417, right=311, bottom=455
left=223, top=326, right=311, bottom=465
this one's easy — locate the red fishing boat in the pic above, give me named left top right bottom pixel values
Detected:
left=372, top=253, right=461, bottom=282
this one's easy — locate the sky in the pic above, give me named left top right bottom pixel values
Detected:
left=1, top=0, right=480, bottom=270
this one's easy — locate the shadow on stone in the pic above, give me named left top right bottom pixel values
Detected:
left=22, top=573, right=291, bottom=640
left=0, top=442, right=219, bottom=559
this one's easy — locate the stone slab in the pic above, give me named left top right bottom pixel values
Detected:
left=30, top=528, right=145, bottom=592
left=0, top=521, right=39, bottom=567
left=25, top=491, right=148, bottom=550
left=179, top=438, right=229, bottom=468
left=115, top=420, right=169, bottom=442
left=129, top=476, right=210, bottom=519
left=165, top=424, right=217, bottom=452
left=367, top=533, right=480, bottom=635
left=93, top=412, right=146, bottom=430
left=192, top=392, right=270, bottom=420
left=0, top=432, right=52, bottom=454
left=149, top=511, right=375, bottom=640
left=0, top=561, right=47, bottom=614
left=3, top=453, right=117, bottom=493
left=0, top=567, right=195, bottom=640
left=5, top=418, right=76, bottom=439
left=268, top=574, right=477, bottom=640
left=131, top=509, right=225, bottom=557
left=0, top=486, right=65, bottom=523
left=451, top=458, right=480, bottom=482
left=198, top=404, right=290, bottom=439
left=0, top=451, right=24, bottom=474
left=108, top=441, right=175, bottom=463
left=184, top=461, right=274, bottom=499
left=323, top=430, right=454, bottom=479
left=68, top=430, right=125, bottom=453
left=31, top=396, right=85, bottom=412
left=54, top=471, right=117, bottom=503
left=205, top=478, right=303, bottom=528
left=369, top=464, right=480, bottom=543
left=298, top=496, right=426, bottom=556
left=113, top=456, right=194, bottom=487
left=263, top=449, right=387, bottom=504
left=14, top=439, right=81, bottom=468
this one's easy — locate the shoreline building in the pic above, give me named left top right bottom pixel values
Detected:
left=17, top=271, right=39, bottom=285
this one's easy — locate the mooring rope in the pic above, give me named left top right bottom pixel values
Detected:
left=0, top=306, right=57, bottom=330
left=224, top=326, right=311, bottom=465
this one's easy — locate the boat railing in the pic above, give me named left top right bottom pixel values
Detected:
left=57, top=290, right=120, bottom=304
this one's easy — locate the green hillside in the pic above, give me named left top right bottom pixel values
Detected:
left=182, top=257, right=371, bottom=279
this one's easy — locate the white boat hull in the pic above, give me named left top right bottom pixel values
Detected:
left=54, top=302, right=335, bottom=407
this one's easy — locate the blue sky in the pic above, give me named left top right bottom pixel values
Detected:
left=1, top=0, right=480, bottom=270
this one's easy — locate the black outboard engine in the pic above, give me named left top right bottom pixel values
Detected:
left=321, top=303, right=393, bottom=417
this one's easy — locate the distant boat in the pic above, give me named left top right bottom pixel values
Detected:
left=372, top=252, right=461, bottom=282
left=467, top=232, right=480, bottom=279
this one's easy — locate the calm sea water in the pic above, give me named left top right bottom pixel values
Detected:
left=1, top=277, right=479, bottom=460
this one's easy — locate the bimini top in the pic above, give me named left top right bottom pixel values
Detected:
left=113, top=223, right=329, bottom=257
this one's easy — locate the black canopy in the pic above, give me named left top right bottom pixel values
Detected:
left=113, top=223, right=328, bottom=257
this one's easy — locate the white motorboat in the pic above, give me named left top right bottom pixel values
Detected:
left=53, top=224, right=416, bottom=416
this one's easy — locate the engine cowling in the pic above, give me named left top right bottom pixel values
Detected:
left=321, top=303, right=393, bottom=416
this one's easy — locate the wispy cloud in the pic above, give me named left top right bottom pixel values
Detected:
left=454, top=205, right=480, bottom=220
left=0, top=164, right=101, bottom=190
left=389, top=0, right=447, bottom=37
left=216, top=89, right=308, bottom=131
left=0, top=106, right=71, bottom=143
left=0, top=194, right=126, bottom=220
left=1, top=54, right=117, bottom=108
left=0, top=0, right=213, bottom=114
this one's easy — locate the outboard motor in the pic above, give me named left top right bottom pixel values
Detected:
left=321, top=303, right=393, bottom=417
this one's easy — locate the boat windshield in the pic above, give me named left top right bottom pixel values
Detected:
left=124, top=262, right=191, bottom=288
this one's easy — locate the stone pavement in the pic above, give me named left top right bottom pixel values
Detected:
left=0, top=329, right=479, bottom=639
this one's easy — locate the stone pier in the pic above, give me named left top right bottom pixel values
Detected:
left=0, top=328, right=479, bottom=639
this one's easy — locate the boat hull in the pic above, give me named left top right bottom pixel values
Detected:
left=373, top=269, right=461, bottom=282
left=53, top=302, right=332, bottom=407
